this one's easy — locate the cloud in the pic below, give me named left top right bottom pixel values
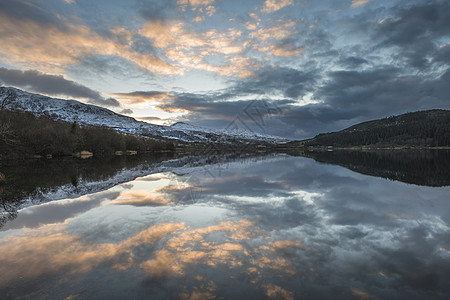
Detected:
left=136, top=116, right=162, bottom=122
left=0, top=221, right=184, bottom=284
left=374, top=2, right=450, bottom=70
left=178, top=0, right=214, bottom=6
left=0, top=0, right=66, bottom=27
left=0, top=67, right=120, bottom=107
left=119, top=108, right=134, bottom=114
left=151, top=64, right=450, bottom=139
left=2, top=0, right=449, bottom=139
left=232, top=67, right=318, bottom=99
left=248, top=20, right=305, bottom=57
left=113, top=91, right=173, bottom=104
left=435, top=44, right=450, bottom=65
left=0, top=0, right=302, bottom=80
left=92, top=97, right=121, bottom=107
left=258, top=42, right=305, bottom=57
left=139, top=20, right=250, bottom=77
left=138, top=0, right=178, bottom=21
left=351, top=0, right=371, bottom=8
left=177, top=0, right=216, bottom=16
left=339, top=56, right=369, bottom=68
left=261, top=0, right=294, bottom=14
left=0, top=0, right=177, bottom=75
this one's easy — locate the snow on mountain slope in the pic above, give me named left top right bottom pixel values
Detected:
left=1, top=87, right=286, bottom=144
left=170, top=121, right=285, bottom=142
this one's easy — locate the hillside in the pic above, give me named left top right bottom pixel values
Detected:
left=0, top=109, right=175, bottom=159
left=300, top=110, right=450, bottom=147
left=0, top=87, right=285, bottom=145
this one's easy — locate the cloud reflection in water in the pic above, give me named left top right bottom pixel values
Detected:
left=0, top=156, right=449, bottom=299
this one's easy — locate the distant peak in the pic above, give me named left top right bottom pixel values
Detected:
left=171, top=121, right=188, bottom=127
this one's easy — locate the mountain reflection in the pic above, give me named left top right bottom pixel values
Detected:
left=299, top=149, right=450, bottom=187
left=0, top=155, right=450, bottom=299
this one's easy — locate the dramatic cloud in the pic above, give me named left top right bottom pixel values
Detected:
left=0, top=0, right=176, bottom=75
left=0, top=0, right=449, bottom=138
left=0, top=68, right=120, bottom=107
left=374, top=1, right=450, bottom=70
left=138, top=20, right=253, bottom=77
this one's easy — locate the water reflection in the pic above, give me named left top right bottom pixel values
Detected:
left=0, top=155, right=449, bottom=299
left=300, top=149, right=450, bottom=187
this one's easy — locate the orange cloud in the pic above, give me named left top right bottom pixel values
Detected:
left=351, top=0, right=371, bottom=8
left=111, top=191, right=173, bottom=206
left=351, top=288, right=378, bottom=300
left=113, top=91, right=173, bottom=104
left=0, top=215, right=308, bottom=299
left=258, top=45, right=305, bottom=57
left=138, top=21, right=254, bottom=76
left=0, top=222, right=184, bottom=284
left=263, top=283, right=294, bottom=300
left=261, top=0, right=294, bottom=14
left=249, top=21, right=304, bottom=57
left=178, top=0, right=216, bottom=11
left=0, top=11, right=178, bottom=75
left=250, top=21, right=297, bottom=41
left=0, top=2, right=303, bottom=81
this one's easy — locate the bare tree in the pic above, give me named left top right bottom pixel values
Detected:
left=0, top=84, right=17, bottom=144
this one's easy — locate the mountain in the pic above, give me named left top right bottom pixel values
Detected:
left=297, top=110, right=450, bottom=147
left=0, top=87, right=286, bottom=145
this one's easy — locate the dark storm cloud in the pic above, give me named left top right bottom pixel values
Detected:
left=374, top=1, right=450, bottom=69
left=434, top=45, right=450, bottom=65
left=138, top=116, right=161, bottom=121
left=316, top=67, right=450, bottom=117
left=92, top=97, right=121, bottom=107
left=339, top=56, right=369, bottom=68
left=0, top=68, right=120, bottom=107
left=159, top=94, right=291, bottom=119
left=371, top=224, right=450, bottom=292
left=376, top=1, right=450, bottom=47
left=230, top=67, right=319, bottom=99
left=120, top=108, right=134, bottom=114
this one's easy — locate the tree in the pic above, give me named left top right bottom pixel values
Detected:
left=0, top=86, right=17, bottom=112
left=0, top=120, right=15, bottom=145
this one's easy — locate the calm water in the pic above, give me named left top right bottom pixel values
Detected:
left=1, top=153, right=450, bottom=299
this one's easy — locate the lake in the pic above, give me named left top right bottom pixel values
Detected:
left=1, top=151, right=450, bottom=299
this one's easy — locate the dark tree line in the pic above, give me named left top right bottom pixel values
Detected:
left=306, top=109, right=450, bottom=147
left=0, top=109, right=175, bottom=159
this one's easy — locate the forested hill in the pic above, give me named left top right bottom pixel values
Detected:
left=302, top=109, right=450, bottom=147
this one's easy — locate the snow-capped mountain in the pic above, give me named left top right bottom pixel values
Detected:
left=1, top=87, right=286, bottom=144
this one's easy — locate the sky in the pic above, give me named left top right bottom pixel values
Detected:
left=0, top=0, right=449, bottom=139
